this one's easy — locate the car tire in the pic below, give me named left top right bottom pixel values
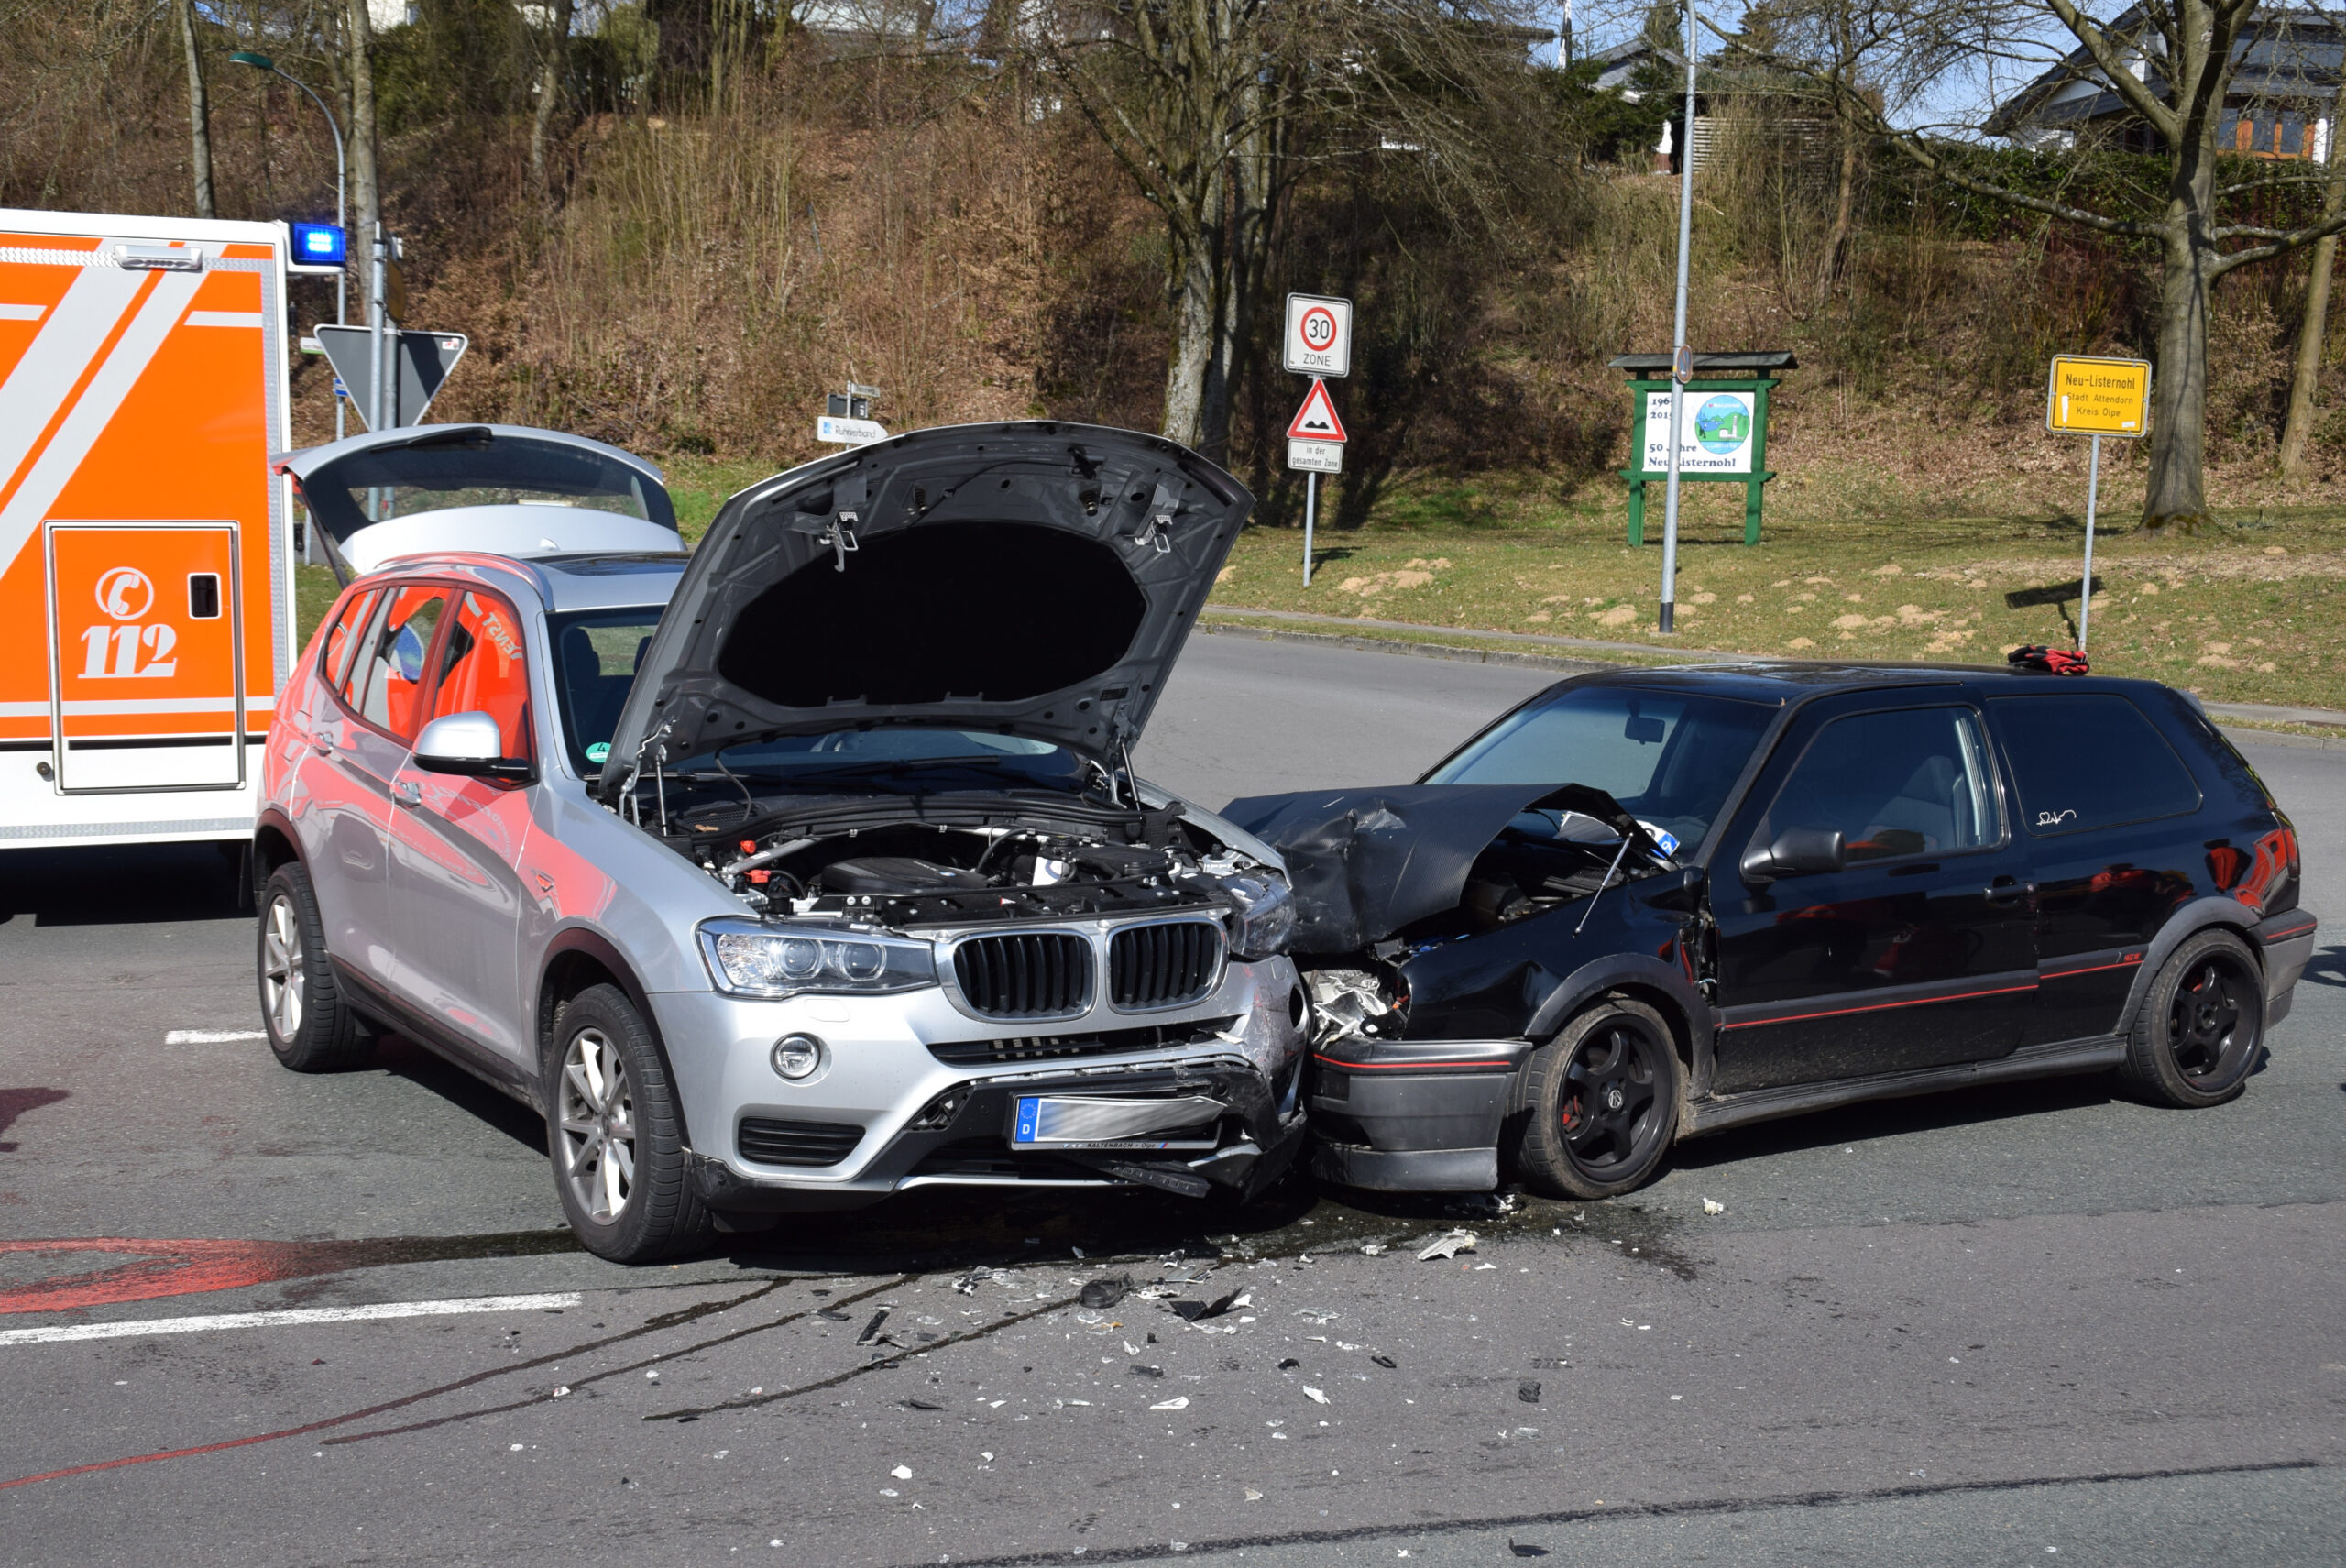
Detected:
left=257, top=863, right=374, bottom=1073
left=2119, top=928, right=2264, bottom=1108
left=1509, top=996, right=1683, bottom=1201
left=544, top=983, right=712, bottom=1264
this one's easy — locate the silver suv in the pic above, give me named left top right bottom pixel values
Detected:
left=254, top=422, right=1306, bottom=1262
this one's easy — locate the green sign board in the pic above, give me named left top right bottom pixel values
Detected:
left=1608, top=353, right=1793, bottom=546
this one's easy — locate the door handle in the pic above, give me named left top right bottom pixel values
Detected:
left=312, top=733, right=336, bottom=756
left=1984, top=880, right=2034, bottom=903
left=393, top=779, right=421, bottom=807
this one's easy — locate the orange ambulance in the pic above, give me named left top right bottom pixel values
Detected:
left=0, top=208, right=297, bottom=859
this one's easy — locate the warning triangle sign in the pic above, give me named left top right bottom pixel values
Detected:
left=1287, top=378, right=1347, bottom=443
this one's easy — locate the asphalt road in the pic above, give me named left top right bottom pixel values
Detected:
left=1, top=634, right=2340, bottom=1566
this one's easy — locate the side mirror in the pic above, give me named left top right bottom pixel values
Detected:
left=1738, top=826, right=1845, bottom=884
left=414, top=711, right=532, bottom=784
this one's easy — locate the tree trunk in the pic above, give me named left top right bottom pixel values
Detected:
left=2277, top=120, right=2346, bottom=484
left=179, top=0, right=214, bottom=220
left=1817, top=114, right=1857, bottom=300
left=530, top=0, right=578, bottom=195
left=2144, top=201, right=2216, bottom=531
left=347, top=0, right=381, bottom=265
left=1161, top=222, right=1222, bottom=452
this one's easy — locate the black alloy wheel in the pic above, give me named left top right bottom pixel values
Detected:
left=2120, top=927, right=2264, bottom=1108
left=1511, top=996, right=1683, bottom=1200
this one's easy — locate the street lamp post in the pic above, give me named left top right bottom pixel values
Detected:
left=229, top=51, right=347, bottom=442
left=1658, top=2, right=1698, bottom=635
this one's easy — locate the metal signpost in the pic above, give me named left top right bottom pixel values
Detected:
left=817, top=385, right=889, bottom=446
left=1283, top=293, right=1353, bottom=583
left=2045, top=355, right=2151, bottom=652
left=1658, top=1, right=1700, bottom=635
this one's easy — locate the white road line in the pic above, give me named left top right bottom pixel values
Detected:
left=0, top=1293, right=582, bottom=1346
left=163, top=1029, right=266, bottom=1044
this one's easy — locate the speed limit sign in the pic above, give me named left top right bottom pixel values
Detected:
left=1283, top=292, right=1352, bottom=378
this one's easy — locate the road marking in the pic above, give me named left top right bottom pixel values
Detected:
left=0, top=1292, right=581, bottom=1346
left=164, top=1028, right=265, bottom=1044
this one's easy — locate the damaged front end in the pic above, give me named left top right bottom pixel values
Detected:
left=1228, top=783, right=1697, bottom=1193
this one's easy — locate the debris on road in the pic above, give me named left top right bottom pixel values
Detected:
left=1277, top=1357, right=1301, bottom=1370
left=1417, top=1230, right=1477, bottom=1261
left=857, top=1311, right=890, bottom=1344
left=1518, top=1380, right=1541, bottom=1404
left=1303, top=1387, right=1329, bottom=1405
left=891, top=1464, right=913, bottom=1479
left=1151, top=1396, right=1190, bottom=1410
left=1703, top=1198, right=1727, bottom=1215
left=1371, top=1354, right=1397, bottom=1369
left=1360, top=1243, right=1387, bottom=1256
left=1169, top=1290, right=1247, bottom=1322
left=1080, top=1276, right=1133, bottom=1310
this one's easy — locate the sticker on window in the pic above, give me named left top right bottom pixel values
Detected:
left=586, top=741, right=610, bottom=763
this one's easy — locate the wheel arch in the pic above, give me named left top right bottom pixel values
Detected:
left=1523, top=952, right=1712, bottom=1091
left=252, top=809, right=302, bottom=904
left=2114, top=895, right=2265, bottom=1038
left=535, top=927, right=694, bottom=1146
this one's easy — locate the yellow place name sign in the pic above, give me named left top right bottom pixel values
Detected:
left=2046, top=355, right=2151, bottom=437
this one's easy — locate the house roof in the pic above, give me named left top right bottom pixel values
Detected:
left=1986, top=7, right=2345, bottom=136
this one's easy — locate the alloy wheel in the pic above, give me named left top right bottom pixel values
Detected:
left=1558, top=1021, right=1664, bottom=1178
left=2167, top=953, right=2253, bottom=1083
left=261, top=893, right=305, bottom=1040
left=559, top=1026, right=637, bottom=1223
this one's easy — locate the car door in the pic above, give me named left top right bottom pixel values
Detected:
left=326, top=582, right=454, bottom=991
left=385, top=588, right=538, bottom=1069
left=1708, top=691, right=2037, bottom=1092
left=1983, top=690, right=2209, bottom=1047
left=285, top=583, right=378, bottom=883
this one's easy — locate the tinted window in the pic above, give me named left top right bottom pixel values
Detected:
left=1989, top=694, right=2201, bottom=834
left=550, top=609, right=659, bottom=773
left=1767, top=706, right=2001, bottom=862
left=1423, top=685, right=1776, bottom=851
left=431, top=593, right=531, bottom=759
left=351, top=587, right=450, bottom=740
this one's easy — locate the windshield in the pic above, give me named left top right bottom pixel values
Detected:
left=1423, top=685, right=1777, bottom=851
left=549, top=608, right=1082, bottom=788
left=302, top=433, right=677, bottom=541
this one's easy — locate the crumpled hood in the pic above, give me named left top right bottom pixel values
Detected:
left=1221, top=784, right=1659, bottom=953
left=598, top=422, right=1251, bottom=800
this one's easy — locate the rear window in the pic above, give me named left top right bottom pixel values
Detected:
left=1989, top=694, right=2201, bottom=835
left=300, top=432, right=675, bottom=542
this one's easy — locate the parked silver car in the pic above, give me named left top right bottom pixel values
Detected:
left=254, top=422, right=1306, bottom=1261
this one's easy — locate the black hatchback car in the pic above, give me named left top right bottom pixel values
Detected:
left=1225, top=663, right=2318, bottom=1199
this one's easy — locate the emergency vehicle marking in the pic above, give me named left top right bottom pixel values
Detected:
left=94, top=565, right=153, bottom=619
left=0, top=303, right=44, bottom=321
left=183, top=311, right=263, bottom=329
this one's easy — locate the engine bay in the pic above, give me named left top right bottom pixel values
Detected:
left=663, top=795, right=1262, bottom=928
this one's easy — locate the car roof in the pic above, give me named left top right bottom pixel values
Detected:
left=350, top=551, right=685, bottom=615
left=1554, top=660, right=2181, bottom=705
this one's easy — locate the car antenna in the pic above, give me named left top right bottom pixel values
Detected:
left=1574, top=831, right=1637, bottom=937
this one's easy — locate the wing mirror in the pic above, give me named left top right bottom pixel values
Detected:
left=1738, top=827, right=1845, bottom=884
left=414, top=711, right=532, bottom=784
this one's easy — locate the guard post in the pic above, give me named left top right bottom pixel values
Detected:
left=1610, top=351, right=1795, bottom=546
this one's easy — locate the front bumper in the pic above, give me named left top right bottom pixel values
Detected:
left=1307, top=1036, right=1533, bottom=1194
left=654, top=955, right=1309, bottom=1210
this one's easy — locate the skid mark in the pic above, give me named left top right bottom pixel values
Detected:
left=0, top=1230, right=582, bottom=1315
left=0, top=1278, right=787, bottom=1490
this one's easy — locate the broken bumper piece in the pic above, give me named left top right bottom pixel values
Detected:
left=1308, top=1036, right=1532, bottom=1194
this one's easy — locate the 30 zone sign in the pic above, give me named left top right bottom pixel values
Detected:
left=1283, top=292, right=1353, bottom=378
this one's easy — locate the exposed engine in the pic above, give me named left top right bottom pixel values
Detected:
left=663, top=798, right=1288, bottom=936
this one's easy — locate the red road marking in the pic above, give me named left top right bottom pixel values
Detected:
left=0, top=1238, right=327, bottom=1316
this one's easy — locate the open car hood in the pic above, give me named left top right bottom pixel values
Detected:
left=597, top=422, right=1251, bottom=800
left=271, top=424, right=678, bottom=581
left=1222, top=783, right=1661, bottom=953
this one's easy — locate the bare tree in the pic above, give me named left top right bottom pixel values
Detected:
left=179, top=0, right=215, bottom=217
left=1732, top=1, right=2346, bottom=530
left=530, top=0, right=579, bottom=195
left=2278, top=84, right=2345, bottom=483
left=1026, top=0, right=1557, bottom=459
left=346, top=0, right=378, bottom=261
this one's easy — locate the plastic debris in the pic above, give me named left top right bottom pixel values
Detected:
left=1417, top=1230, right=1477, bottom=1261
left=552, top=1386, right=570, bottom=1398
left=904, top=1398, right=943, bottom=1411
left=1518, top=1380, right=1541, bottom=1404
left=1150, top=1396, right=1190, bottom=1410
left=891, top=1464, right=914, bottom=1479
left=1702, top=1198, right=1727, bottom=1215
left=1360, top=1243, right=1387, bottom=1256
left=1277, top=1357, right=1301, bottom=1370
left=1131, top=1364, right=1166, bottom=1378
left=1371, top=1354, right=1397, bottom=1369
left=1080, top=1276, right=1134, bottom=1310
left=644, top=1370, right=660, bottom=1380
left=1244, top=1488, right=1264, bottom=1502
left=857, top=1310, right=890, bottom=1344
left=1303, top=1387, right=1329, bottom=1405
left=1170, top=1289, right=1247, bottom=1322
left=1507, top=1538, right=1549, bottom=1557
left=879, top=1488, right=899, bottom=1497
left=817, top=1309, right=850, bottom=1321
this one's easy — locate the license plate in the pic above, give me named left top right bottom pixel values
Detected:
left=1010, top=1094, right=1222, bottom=1150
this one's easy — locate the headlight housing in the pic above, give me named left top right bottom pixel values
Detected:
left=1218, top=872, right=1296, bottom=962
left=698, top=918, right=937, bottom=1000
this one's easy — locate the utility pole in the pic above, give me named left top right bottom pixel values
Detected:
left=1658, top=0, right=1697, bottom=635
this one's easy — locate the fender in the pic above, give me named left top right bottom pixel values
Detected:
left=252, top=806, right=303, bottom=902
left=534, top=924, right=694, bottom=1148
left=2112, top=894, right=2264, bottom=1038
left=1521, top=950, right=1716, bottom=1094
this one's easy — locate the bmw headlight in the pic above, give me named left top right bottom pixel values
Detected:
left=698, top=918, right=937, bottom=1000
left=1219, top=872, right=1297, bottom=962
